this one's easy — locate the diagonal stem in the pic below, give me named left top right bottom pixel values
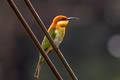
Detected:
left=7, top=0, right=63, bottom=80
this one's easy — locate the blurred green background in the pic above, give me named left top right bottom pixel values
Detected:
left=0, top=0, right=120, bottom=80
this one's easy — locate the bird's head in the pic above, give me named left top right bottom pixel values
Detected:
left=52, top=15, right=79, bottom=28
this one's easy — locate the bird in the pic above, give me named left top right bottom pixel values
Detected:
left=34, top=15, right=79, bottom=79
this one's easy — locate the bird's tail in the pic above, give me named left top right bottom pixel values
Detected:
left=34, top=48, right=52, bottom=79
left=34, top=55, right=44, bottom=79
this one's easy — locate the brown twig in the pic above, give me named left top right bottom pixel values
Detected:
left=7, top=0, right=63, bottom=80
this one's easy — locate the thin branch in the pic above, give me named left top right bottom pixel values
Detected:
left=7, top=0, right=63, bottom=80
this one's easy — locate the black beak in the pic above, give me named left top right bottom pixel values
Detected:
left=68, top=17, right=80, bottom=20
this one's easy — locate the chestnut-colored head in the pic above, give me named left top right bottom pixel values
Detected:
left=48, top=15, right=79, bottom=31
left=52, top=15, right=69, bottom=27
left=52, top=15, right=79, bottom=27
left=53, top=15, right=68, bottom=23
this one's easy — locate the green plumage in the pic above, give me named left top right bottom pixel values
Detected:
left=38, top=26, right=66, bottom=63
left=39, top=28, right=56, bottom=63
left=42, top=28, right=56, bottom=51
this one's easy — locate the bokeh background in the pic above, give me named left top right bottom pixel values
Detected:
left=0, top=0, right=120, bottom=80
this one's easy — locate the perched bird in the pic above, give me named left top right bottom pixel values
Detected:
left=34, top=15, right=79, bottom=79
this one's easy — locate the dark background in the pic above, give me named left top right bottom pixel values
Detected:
left=0, top=0, right=120, bottom=80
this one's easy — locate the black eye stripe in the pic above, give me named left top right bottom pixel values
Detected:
left=61, top=18, right=67, bottom=20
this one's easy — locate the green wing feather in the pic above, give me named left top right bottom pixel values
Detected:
left=42, top=28, right=56, bottom=51
left=34, top=28, right=56, bottom=78
left=38, top=28, right=56, bottom=63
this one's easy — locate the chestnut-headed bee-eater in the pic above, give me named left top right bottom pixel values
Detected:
left=34, top=15, right=79, bottom=78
